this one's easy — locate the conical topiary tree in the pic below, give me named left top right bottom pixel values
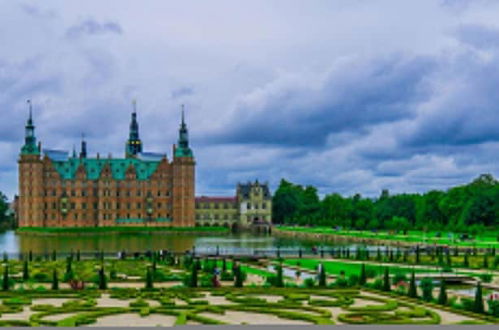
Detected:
left=2, top=265, right=9, bottom=291
left=28, top=250, right=33, bottom=262
left=473, top=282, right=484, bottom=313
left=222, top=258, right=227, bottom=273
left=359, top=263, right=367, bottom=286
left=2, top=252, right=7, bottom=263
left=145, top=266, right=154, bottom=290
left=408, top=271, right=417, bottom=298
left=52, top=250, right=56, bottom=261
left=382, top=267, right=391, bottom=292
left=98, top=266, right=107, bottom=290
left=52, top=269, right=59, bottom=290
left=483, top=254, right=489, bottom=269
left=437, top=280, right=447, bottom=305
left=234, top=265, right=245, bottom=288
left=23, top=260, right=29, bottom=281
left=464, top=251, right=470, bottom=268
left=275, top=263, right=284, bottom=288
left=189, top=263, right=198, bottom=288
left=76, top=249, right=81, bottom=262
left=420, top=278, right=434, bottom=302
left=415, top=246, right=420, bottom=264
left=64, top=257, right=74, bottom=281
left=318, top=263, right=327, bottom=287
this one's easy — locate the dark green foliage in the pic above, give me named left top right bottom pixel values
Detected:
left=145, top=267, right=154, bottom=290
left=28, top=250, right=33, bottom=262
left=233, top=265, right=246, bottom=288
left=408, top=271, right=417, bottom=298
left=51, top=269, right=59, bottom=290
left=272, top=174, right=499, bottom=230
left=437, top=280, right=447, bottom=305
left=382, top=267, right=390, bottom=292
left=188, top=263, right=198, bottom=288
left=464, top=252, right=470, bottom=267
left=2, top=265, right=9, bottom=291
left=483, top=254, right=489, bottom=269
left=275, top=263, right=284, bottom=288
left=420, top=278, right=434, bottom=302
left=98, top=266, right=107, bottom=290
left=473, top=282, right=484, bottom=313
left=64, top=257, right=74, bottom=281
left=318, top=263, right=327, bottom=287
left=22, top=260, right=29, bottom=281
left=52, top=250, right=56, bottom=261
left=2, top=252, right=7, bottom=263
left=359, top=263, right=366, bottom=286
left=76, top=249, right=80, bottom=261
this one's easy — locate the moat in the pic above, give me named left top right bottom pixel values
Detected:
left=0, top=230, right=358, bottom=255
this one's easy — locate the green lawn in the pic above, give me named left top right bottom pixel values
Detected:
left=277, top=226, right=499, bottom=248
left=282, top=259, right=441, bottom=277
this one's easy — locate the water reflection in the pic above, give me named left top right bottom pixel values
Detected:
left=0, top=230, right=362, bottom=254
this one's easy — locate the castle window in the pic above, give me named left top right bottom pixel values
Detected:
left=137, top=190, right=141, bottom=196
left=157, top=191, right=161, bottom=196
left=262, top=203, right=266, bottom=209
left=93, top=202, right=98, bottom=209
left=157, top=203, right=161, bottom=208
left=127, top=203, right=131, bottom=209
left=137, top=202, right=141, bottom=208
left=247, top=203, right=251, bottom=209
left=71, top=190, right=75, bottom=197
left=116, top=202, right=120, bottom=209
left=82, top=203, right=86, bottom=209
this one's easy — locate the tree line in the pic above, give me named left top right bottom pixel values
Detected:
left=272, top=173, right=499, bottom=233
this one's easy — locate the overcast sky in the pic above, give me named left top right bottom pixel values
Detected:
left=2, top=0, right=499, bottom=200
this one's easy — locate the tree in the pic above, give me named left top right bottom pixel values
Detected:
left=437, top=280, right=447, bottom=305
left=145, top=267, right=154, bottom=290
left=64, top=257, right=74, bottom=281
left=483, top=254, right=489, bottom=269
left=408, top=271, right=417, bottom=298
left=2, top=265, right=9, bottom=291
left=464, top=252, right=470, bottom=268
left=23, top=260, right=29, bottom=281
left=473, top=282, right=484, bottom=313
left=318, top=263, right=327, bottom=287
left=382, top=268, right=391, bottom=292
left=234, top=265, right=245, bottom=288
left=275, top=263, right=284, bottom=287
left=359, top=263, right=367, bottom=286
left=51, top=269, right=59, bottom=290
left=52, top=250, right=56, bottom=261
left=222, top=258, right=227, bottom=273
left=189, top=264, right=198, bottom=288
left=420, top=278, right=434, bottom=302
left=98, top=266, right=107, bottom=290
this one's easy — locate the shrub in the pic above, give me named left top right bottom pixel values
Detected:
left=392, top=272, right=407, bottom=285
left=33, top=272, right=50, bottom=282
left=51, top=269, right=59, bottom=290
left=145, top=267, right=154, bottom=290
left=303, top=278, right=315, bottom=288
left=382, top=267, right=391, bottom=292
left=478, top=273, right=493, bottom=283
left=488, top=300, right=499, bottom=317
left=473, top=282, right=484, bottom=313
left=348, top=274, right=359, bottom=287
left=420, top=278, right=434, bottom=302
left=437, top=280, right=447, bottom=305
left=408, top=271, right=417, bottom=298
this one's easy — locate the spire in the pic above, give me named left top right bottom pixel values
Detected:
left=21, top=99, right=39, bottom=155
left=126, top=99, right=142, bottom=158
left=72, top=145, right=77, bottom=158
left=175, top=104, right=193, bottom=158
left=80, top=133, right=87, bottom=159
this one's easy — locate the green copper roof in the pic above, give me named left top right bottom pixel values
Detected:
left=52, top=157, right=161, bottom=180
left=174, top=147, right=193, bottom=158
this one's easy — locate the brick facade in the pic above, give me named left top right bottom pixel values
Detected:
left=17, top=106, right=195, bottom=228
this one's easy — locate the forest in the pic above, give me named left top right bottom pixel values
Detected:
left=271, top=173, right=499, bottom=233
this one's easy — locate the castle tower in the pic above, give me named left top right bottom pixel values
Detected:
left=125, top=100, right=143, bottom=158
left=80, top=133, right=87, bottom=159
left=18, top=100, right=44, bottom=227
left=172, top=105, right=195, bottom=226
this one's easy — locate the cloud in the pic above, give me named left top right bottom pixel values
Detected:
left=65, top=19, right=123, bottom=39
left=208, top=55, right=435, bottom=148
left=455, top=24, right=499, bottom=49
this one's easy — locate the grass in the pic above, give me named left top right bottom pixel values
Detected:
left=277, top=226, right=499, bottom=248
left=282, top=259, right=441, bottom=277
left=17, top=226, right=229, bottom=234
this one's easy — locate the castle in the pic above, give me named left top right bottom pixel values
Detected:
left=16, top=102, right=272, bottom=229
left=17, top=102, right=195, bottom=228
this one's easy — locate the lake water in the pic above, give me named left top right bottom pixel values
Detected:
left=0, top=230, right=364, bottom=256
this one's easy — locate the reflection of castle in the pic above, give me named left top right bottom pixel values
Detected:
left=195, top=181, right=272, bottom=230
left=17, top=102, right=195, bottom=228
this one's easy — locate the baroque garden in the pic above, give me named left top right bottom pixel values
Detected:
left=0, top=104, right=498, bottom=326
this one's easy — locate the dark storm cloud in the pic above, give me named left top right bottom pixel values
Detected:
left=208, top=55, right=435, bottom=148
left=65, top=19, right=123, bottom=39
